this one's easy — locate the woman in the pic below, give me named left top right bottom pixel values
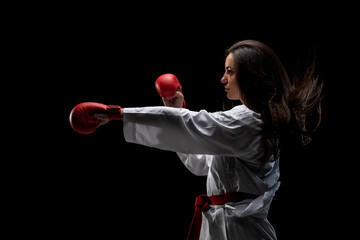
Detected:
left=93, top=40, right=323, bottom=239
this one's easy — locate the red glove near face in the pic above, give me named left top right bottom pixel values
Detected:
left=155, top=73, right=182, bottom=98
left=69, top=102, right=122, bottom=135
left=155, top=73, right=186, bottom=108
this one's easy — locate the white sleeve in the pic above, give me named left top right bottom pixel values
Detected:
left=176, top=153, right=213, bottom=176
left=123, top=106, right=264, bottom=160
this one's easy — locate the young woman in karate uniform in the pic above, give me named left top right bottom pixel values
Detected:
left=70, top=40, right=323, bottom=240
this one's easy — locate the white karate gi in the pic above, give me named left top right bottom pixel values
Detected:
left=123, top=105, right=280, bottom=240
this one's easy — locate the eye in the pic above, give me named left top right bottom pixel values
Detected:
left=226, top=69, right=233, bottom=75
left=225, top=66, right=233, bottom=75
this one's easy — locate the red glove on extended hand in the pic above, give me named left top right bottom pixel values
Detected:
left=69, top=102, right=122, bottom=135
left=155, top=73, right=186, bottom=108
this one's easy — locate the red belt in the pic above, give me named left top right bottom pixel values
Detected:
left=187, top=192, right=257, bottom=240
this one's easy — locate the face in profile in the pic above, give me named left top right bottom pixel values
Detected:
left=220, top=53, right=242, bottom=101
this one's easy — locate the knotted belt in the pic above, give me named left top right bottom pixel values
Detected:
left=187, top=192, right=258, bottom=240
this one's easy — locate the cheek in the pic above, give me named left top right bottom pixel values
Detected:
left=229, top=76, right=239, bottom=91
left=229, top=76, right=241, bottom=99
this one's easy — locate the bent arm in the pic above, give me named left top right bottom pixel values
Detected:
left=176, top=153, right=213, bottom=176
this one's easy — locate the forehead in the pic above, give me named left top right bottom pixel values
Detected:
left=225, top=53, right=235, bottom=67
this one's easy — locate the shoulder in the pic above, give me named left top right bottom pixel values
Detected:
left=214, top=105, right=263, bottom=125
left=232, top=105, right=261, bottom=116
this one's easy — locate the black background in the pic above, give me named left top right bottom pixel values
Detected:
left=9, top=3, right=357, bottom=239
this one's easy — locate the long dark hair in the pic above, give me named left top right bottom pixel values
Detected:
left=226, top=40, right=323, bottom=165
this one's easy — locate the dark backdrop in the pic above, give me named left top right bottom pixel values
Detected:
left=13, top=3, right=356, bottom=239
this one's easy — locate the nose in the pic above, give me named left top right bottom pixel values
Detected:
left=220, top=73, right=227, bottom=84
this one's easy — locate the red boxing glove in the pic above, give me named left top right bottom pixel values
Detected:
left=69, top=102, right=122, bottom=135
left=155, top=73, right=186, bottom=108
left=155, top=73, right=182, bottom=98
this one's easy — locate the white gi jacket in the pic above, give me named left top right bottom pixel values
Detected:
left=123, top=105, right=280, bottom=240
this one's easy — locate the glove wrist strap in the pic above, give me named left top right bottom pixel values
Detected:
left=106, top=105, right=122, bottom=120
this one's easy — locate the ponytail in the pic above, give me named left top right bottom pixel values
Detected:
left=288, top=59, right=324, bottom=145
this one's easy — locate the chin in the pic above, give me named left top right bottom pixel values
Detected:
left=227, top=93, right=240, bottom=101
